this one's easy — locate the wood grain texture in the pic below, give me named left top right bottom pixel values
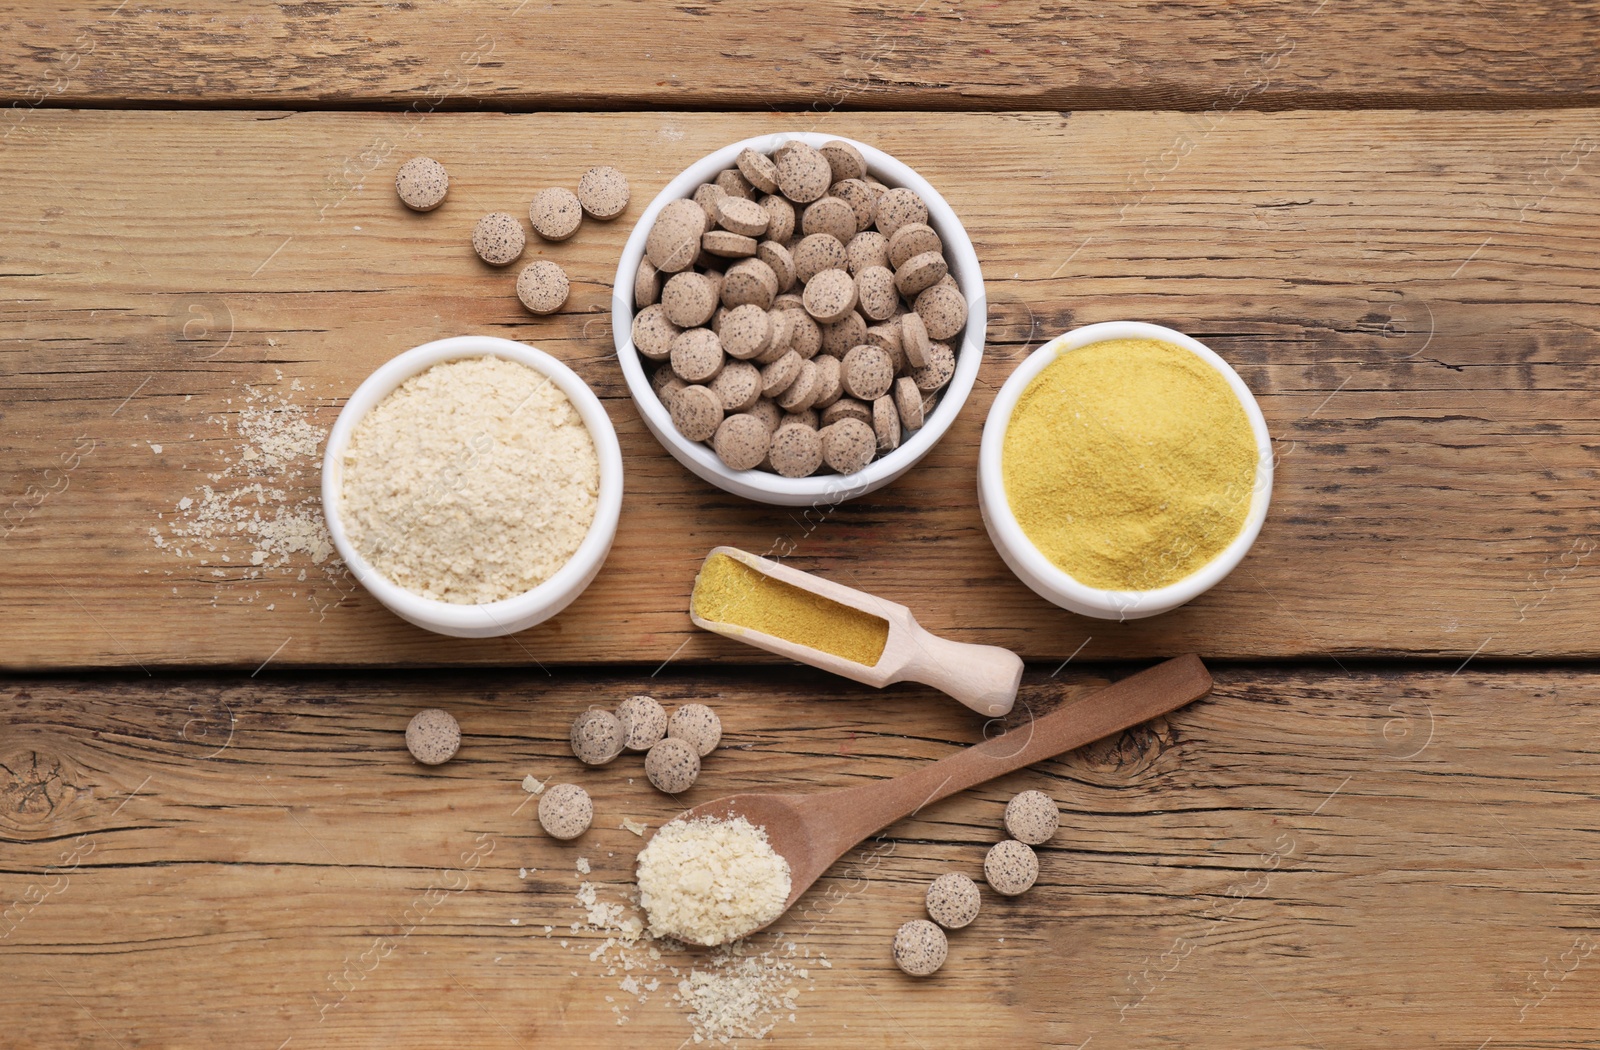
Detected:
left=1, top=1, right=1597, bottom=112
left=2, top=665, right=1596, bottom=1048
left=3, top=109, right=1600, bottom=668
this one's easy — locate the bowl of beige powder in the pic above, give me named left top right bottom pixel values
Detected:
left=321, top=335, right=623, bottom=637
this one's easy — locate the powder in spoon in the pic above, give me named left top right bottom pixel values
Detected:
left=691, top=552, right=888, bottom=666
left=636, top=815, right=792, bottom=946
left=1002, top=338, right=1257, bottom=591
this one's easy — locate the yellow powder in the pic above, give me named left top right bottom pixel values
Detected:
left=1001, top=338, right=1257, bottom=591
left=691, top=552, right=889, bottom=667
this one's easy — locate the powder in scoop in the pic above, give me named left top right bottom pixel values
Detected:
left=1002, top=338, right=1257, bottom=591
left=340, top=355, right=599, bottom=604
left=636, top=815, right=791, bottom=947
left=691, top=552, right=888, bottom=666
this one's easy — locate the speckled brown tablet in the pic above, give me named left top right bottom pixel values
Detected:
left=670, top=327, right=725, bottom=383
left=910, top=339, right=955, bottom=392
left=716, top=195, right=771, bottom=238
left=702, top=230, right=759, bottom=258
left=758, top=194, right=797, bottom=243
left=893, top=919, right=948, bottom=977
left=900, top=311, right=931, bottom=368
left=810, top=353, right=843, bottom=409
left=645, top=736, right=701, bottom=794
left=634, top=257, right=662, bottom=309
left=768, top=422, right=824, bottom=477
left=821, top=397, right=871, bottom=428
left=842, top=344, right=894, bottom=401
left=715, top=167, right=756, bottom=200
left=801, top=196, right=857, bottom=245
left=721, top=258, right=779, bottom=310
left=887, top=222, right=942, bottom=269
left=719, top=303, right=773, bottom=360
left=776, top=359, right=820, bottom=412
left=893, top=375, right=925, bottom=430
left=748, top=398, right=782, bottom=434
left=713, top=411, right=771, bottom=470
left=846, top=231, right=890, bottom=274
left=653, top=363, right=686, bottom=405
left=873, top=187, right=929, bottom=239
left=855, top=265, right=898, bottom=321
left=792, top=233, right=848, bottom=284
left=760, top=350, right=803, bottom=399
left=406, top=708, right=460, bottom=765
left=616, top=694, right=668, bottom=751
left=782, top=407, right=819, bottom=430
left=529, top=187, right=583, bottom=242
left=864, top=322, right=904, bottom=367
left=830, top=179, right=876, bottom=232
left=736, top=147, right=780, bottom=194
left=1004, top=790, right=1060, bottom=845
left=984, top=839, right=1038, bottom=896
left=472, top=211, right=526, bottom=266
left=537, top=783, right=593, bottom=840
left=775, top=141, right=833, bottom=203
left=803, top=268, right=858, bottom=324
left=661, top=271, right=719, bottom=327
left=577, top=165, right=630, bottom=220
left=395, top=156, right=449, bottom=212
left=820, top=139, right=867, bottom=183
left=711, top=359, right=762, bottom=412
left=516, top=260, right=570, bottom=315
left=925, top=872, right=981, bottom=930
left=570, top=708, right=625, bottom=766
left=632, top=304, right=681, bottom=361
left=669, top=383, right=724, bottom=442
left=873, top=394, right=901, bottom=451
left=914, top=281, right=968, bottom=340
left=760, top=310, right=797, bottom=364
left=756, top=240, right=798, bottom=293
left=646, top=198, right=708, bottom=273
left=786, top=310, right=823, bottom=360
left=693, top=182, right=727, bottom=224
left=894, top=250, right=948, bottom=298
left=668, top=702, right=722, bottom=755
left=819, top=311, right=866, bottom=359
left=821, top=417, right=876, bottom=474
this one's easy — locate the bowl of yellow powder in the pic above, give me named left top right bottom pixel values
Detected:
left=321, top=335, right=624, bottom=637
left=979, top=321, right=1272, bottom=619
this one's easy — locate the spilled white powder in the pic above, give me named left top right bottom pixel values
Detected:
left=636, top=816, right=791, bottom=947
left=153, top=374, right=345, bottom=607
left=339, top=356, right=599, bottom=604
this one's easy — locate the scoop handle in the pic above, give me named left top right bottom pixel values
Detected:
left=819, top=655, right=1212, bottom=853
left=892, top=622, right=1024, bottom=717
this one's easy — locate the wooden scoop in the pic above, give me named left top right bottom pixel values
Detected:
left=668, top=654, right=1211, bottom=944
left=689, top=545, right=1025, bottom=717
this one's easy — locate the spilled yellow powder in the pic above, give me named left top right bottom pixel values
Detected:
left=1002, top=338, right=1257, bottom=591
left=691, top=552, right=889, bottom=667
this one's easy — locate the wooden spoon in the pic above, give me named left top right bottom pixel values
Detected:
left=690, top=545, right=1025, bottom=717
left=665, top=653, right=1212, bottom=944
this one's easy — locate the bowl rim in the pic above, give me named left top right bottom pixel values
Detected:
left=320, top=334, right=624, bottom=634
left=978, top=320, right=1274, bottom=619
left=611, top=131, right=986, bottom=505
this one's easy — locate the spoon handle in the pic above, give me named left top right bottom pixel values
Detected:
left=890, top=620, right=1024, bottom=718
left=824, top=655, right=1211, bottom=848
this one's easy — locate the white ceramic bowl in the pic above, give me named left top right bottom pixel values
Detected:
left=612, top=132, right=986, bottom=507
left=979, top=321, right=1273, bottom=620
left=321, top=335, right=624, bottom=638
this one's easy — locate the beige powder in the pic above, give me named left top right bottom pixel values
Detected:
left=340, top=355, right=599, bottom=604
left=636, top=815, right=791, bottom=947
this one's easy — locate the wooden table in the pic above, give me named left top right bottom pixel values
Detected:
left=3, top=4, right=1598, bottom=1046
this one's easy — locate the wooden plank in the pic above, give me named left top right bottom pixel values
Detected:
left=2, top=666, right=1596, bottom=1047
left=3, top=109, right=1600, bottom=668
left=1, top=1, right=1597, bottom=114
